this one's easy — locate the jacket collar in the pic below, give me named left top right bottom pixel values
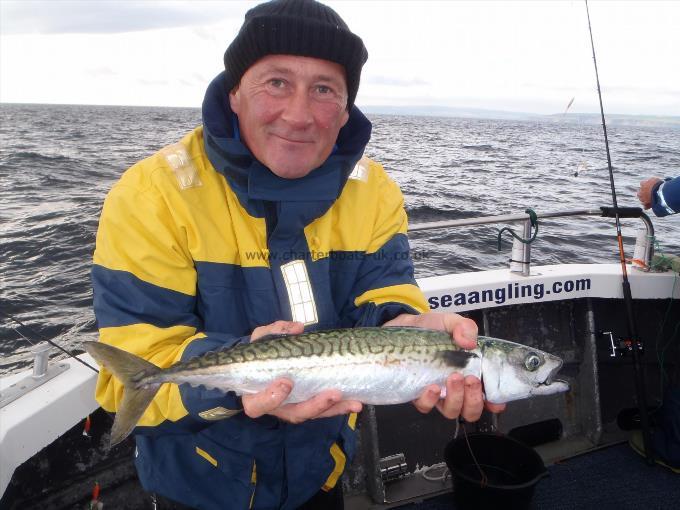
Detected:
left=202, top=72, right=372, bottom=204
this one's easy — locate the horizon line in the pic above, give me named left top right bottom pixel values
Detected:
left=1, top=100, right=678, bottom=120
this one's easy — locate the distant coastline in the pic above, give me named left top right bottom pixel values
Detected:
left=2, top=101, right=679, bottom=128
left=360, top=105, right=680, bottom=128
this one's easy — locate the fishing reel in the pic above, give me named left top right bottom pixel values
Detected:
left=601, top=331, right=644, bottom=358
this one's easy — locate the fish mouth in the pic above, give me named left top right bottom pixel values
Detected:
left=541, top=359, right=565, bottom=386
left=536, top=376, right=570, bottom=395
left=540, top=377, right=568, bottom=387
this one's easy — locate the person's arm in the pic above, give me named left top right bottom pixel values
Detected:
left=342, top=166, right=429, bottom=326
left=637, top=176, right=680, bottom=217
left=92, top=164, right=245, bottom=433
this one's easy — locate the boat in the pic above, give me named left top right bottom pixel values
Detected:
left=2, top=205, right=678, bottom=509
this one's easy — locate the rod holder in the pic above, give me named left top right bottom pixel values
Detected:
left=632, top=227, right=654, bottom=271
left=510, top=219, right=532, bottom=276
left=32, top=342, right=51, bottom=379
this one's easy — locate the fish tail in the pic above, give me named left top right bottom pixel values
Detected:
left=84, top=341, right=162, bottom=447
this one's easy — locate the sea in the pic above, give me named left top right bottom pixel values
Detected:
left=1, top=103, right=679, bottom=375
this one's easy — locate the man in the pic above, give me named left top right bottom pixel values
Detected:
left=92, top=1, right=503, bottom=508
left=637, top=176, right=680, bottom=216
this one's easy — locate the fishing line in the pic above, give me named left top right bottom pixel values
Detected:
left=462, top=421, right=488, bottom=488
left=561, top=95, right=588, bottom=178
left=0, top=309, right=99, bottom=374
left=584, top=0, right=653, bottom=463
left=8, top=324, right=37, bottom=346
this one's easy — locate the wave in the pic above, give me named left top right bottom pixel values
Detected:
left=1, top=150, right=74, bottom=165
left=406, top=205, right=482, bottom=223
left=630, top=155, right=662, bottom=162
left=461, top=144, right=497, bottom=152
left=461, top=158, right=493, bottom=165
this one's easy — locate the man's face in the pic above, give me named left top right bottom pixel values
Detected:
left=229, top=54, right=350, bottom=179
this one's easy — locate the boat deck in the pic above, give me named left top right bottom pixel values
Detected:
left=4, top=429, right=677, bottom=509
left=354, top=442, right=679, bottom=510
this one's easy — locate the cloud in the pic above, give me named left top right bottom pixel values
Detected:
left=603, top=85, right=680, bottom=97
left=189, top=73, right=209, bottom=86
left=521, top=82, right=680, bottom=98
left=365, top=75, right=431, bottom=87
left=191, top=26, right=222, bottom=44
left=138, top=78, right=169, bottom=87
left=0, top=0, right=250, bottom=35
left=86, top=66, right=117, bottom=78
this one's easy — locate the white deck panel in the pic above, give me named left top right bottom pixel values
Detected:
left=0, top=354, right=98, bottom=496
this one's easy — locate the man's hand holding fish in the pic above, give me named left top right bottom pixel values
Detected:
left=384, top=312, right=507, bottom=421
left=243, top=320, right=364, bottom=423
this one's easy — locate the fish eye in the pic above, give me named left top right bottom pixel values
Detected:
left=524, top=353, right=542, bottom=371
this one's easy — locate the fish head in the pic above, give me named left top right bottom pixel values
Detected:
left=479, top=337, right=570, bottom=404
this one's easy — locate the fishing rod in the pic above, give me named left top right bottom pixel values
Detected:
left=584, top=0, right=653, bottom=464
left=1, top=309, right=99, bottom=374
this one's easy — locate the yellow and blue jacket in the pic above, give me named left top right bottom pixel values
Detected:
left=92, top=72, right=428, bottom=509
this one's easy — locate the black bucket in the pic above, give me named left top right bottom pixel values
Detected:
left=444, top=432, right=548, bottom=510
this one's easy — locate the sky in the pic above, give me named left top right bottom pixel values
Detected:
left=1, top=0, right=678, bottom=115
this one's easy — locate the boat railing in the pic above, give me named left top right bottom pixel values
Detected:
left=409, top=206, right=654, bottom=276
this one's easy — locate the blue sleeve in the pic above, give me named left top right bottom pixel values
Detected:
left=652, top=176, right=680, bottom=217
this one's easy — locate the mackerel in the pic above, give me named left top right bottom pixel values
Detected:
left=84, top=327, right=569, bottom=445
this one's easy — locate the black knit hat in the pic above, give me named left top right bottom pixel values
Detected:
left=223, top=0, right=368, bottom=109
